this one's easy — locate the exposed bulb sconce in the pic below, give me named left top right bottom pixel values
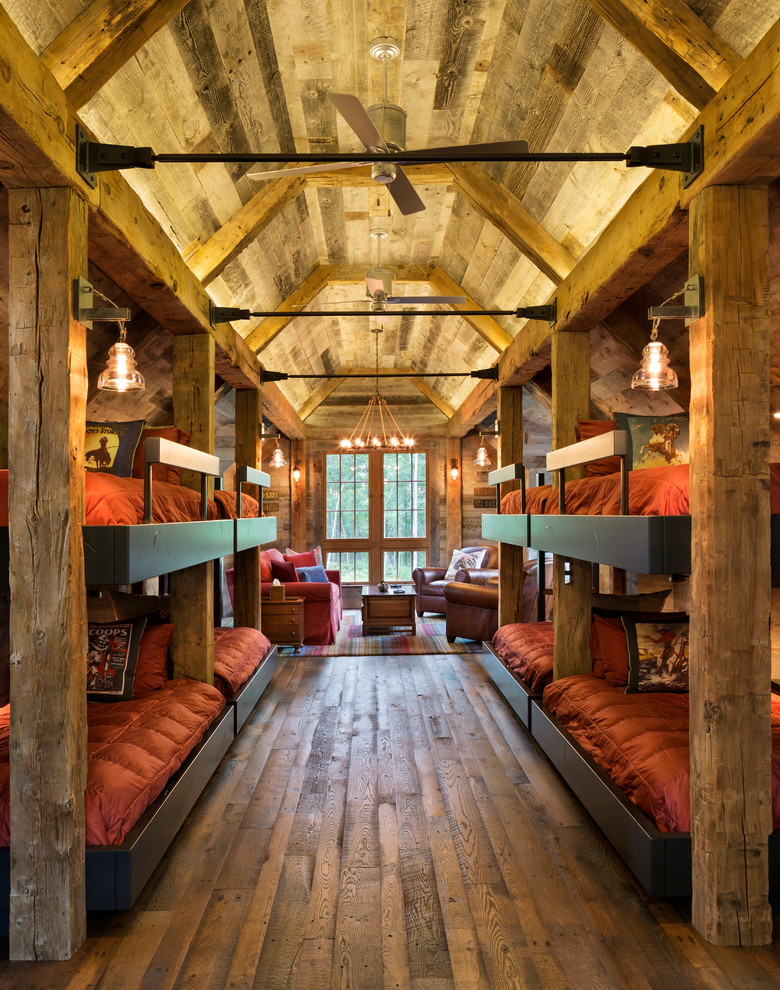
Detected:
left=292, top=460, right=302, bottom=483
left=268, top=436, right=287, bottom=469
left=97, top=320, right=145, bottom=392
left=631, top=317, right=678, bottom=391
left=449, top=458, right=459, bottom=481
left=473, top=434, right=493, bottom=468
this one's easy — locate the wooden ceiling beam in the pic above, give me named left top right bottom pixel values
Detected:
left=305, top=164, right=452, bottom=188
left=427, top=265, right=514, bottom=352
left=245, top=265, right=341, bottom=353
left=187, top=176, right=306, bottom=285
left=297, top=379, right=346, bottom=421
left=409, top=378, right=455, bottom=419
left=0, top=7, right=305, bottom=439
left=584, top=0, right=741, bottom=110
left=448, top=164, right=577, bottom=284
left=498, top=14, right=780, bottom=385
left=446, top=379, right=498, bottom=439
left=260, top=382, right=304, bottom=439
left=329, top=265, right=433, bottom=283
left=41, top=0, right=190, bottom=110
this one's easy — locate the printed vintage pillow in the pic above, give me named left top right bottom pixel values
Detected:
left=624, top=617, right=690, bottom=693
left=85, top=420, right=145, bottom=477
left=613, top=412, right=689, bottom=471
left=87, top=616, right=147, bottom=701
left=444, top=548, right=488, bottom=580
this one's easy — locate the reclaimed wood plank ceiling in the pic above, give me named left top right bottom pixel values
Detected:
left=4, top=0, right=778, bottom=427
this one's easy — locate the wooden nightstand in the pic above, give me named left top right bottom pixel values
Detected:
left=262, top=597, right=304, bottom=652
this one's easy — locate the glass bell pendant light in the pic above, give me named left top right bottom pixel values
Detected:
left=268, top=436, right=287, bottom=469
left=473, top=435, right=492, bottom=468
left=97, top=322, right=145, bottom=392
left=631, top=319, right=678, bottom=391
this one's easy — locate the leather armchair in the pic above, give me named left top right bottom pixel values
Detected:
left=444, top=580, right=499, bottom=642
left=412, top=545, right=498, bottom=616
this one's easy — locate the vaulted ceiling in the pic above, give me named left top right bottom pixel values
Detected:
left=4, top=0, right=778, bottom=434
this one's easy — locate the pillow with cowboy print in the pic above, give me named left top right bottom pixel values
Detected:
left=85, top=420, right=146, bottom=477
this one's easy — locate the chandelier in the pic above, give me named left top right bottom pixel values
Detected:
left=339, top=332, right=414, bottom=450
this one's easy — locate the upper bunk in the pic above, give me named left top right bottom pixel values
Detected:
left=482, top=430, right=780, bottom=573
left=0, top=439, right=277, bottom=585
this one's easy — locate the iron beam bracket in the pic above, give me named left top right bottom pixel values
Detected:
left=626, top=127, right=704, bottom=187
left=74, top=277, right=131, bottom=329
left=515, top=300, right=557, bottom=326
left=210, top=303, right=252, bottom=327
left=260, top=370, right=289, bottom=384
left=77, top=128, right=155, bottom=188
left=470, top=367, right=499, bottom=380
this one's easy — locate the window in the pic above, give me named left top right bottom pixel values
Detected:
left=323, top=450, right=428, bottom=584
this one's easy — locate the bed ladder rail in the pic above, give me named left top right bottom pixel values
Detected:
left=143, top=438, right=221, bottom=523
left=236, top=465, right=271, bottom=518
left=546, top=431, right=629, bottom=515
left=487, top=463, right=526, bottom=514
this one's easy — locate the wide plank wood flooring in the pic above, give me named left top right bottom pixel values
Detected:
left=3, top=650, right=780, bottom=987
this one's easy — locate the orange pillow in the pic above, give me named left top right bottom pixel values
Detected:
left=591, top=614, right=629, bottom=686
left=134, top=623, right=175, bottom=694
left=284, top=549, right=318, bottom=568
left=576, top=419, right=620, bottom=477
left=261, top=548, right=285, bottom=582
left=132, top=427, right=191, bottom=485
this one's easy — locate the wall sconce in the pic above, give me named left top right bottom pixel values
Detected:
left=449, top=458, right=459, bottom=481
left=97, top=320, right=145, bottom=392
left=268, top=436, right=287, bottom=469
left=631, top=318, right=678, bottom=391
left=292, top=460, right=302, bottom=483
left=473, top=435, right=492, bottom=468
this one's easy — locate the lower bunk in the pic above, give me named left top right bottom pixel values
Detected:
left=0, top=625, right=277, bottom=932
left=481, top=618, right=780, bottom=899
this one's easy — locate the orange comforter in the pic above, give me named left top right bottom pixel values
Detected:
left=213, top=626, right=272, bottom=696
left=492, top=622, right=555, bottom=692
left=543, top=675, right=780, bottom=833
left=0, top=679, right=225, bottom=846
left=502, top=463, right=780, bottom=516
left=0, top=470, right=260, bottom=526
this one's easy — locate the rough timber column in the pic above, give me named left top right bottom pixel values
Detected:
left=170, top=335, right=215, bottom=683
left=234, top=388, right=262, bottom=629
left=8, top=188, right=88, bottom=959
left=551, top=331, right=592, bottom=679
left=290, top=436, right=307, bottom=552
left=498, top=386, right=524, bottom=625
left=446, top=437, right=461, bottom=552
left=688, top=185, right=772, bottom=946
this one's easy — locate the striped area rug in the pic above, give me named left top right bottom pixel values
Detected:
left=295, top=615, right=483, bottom=656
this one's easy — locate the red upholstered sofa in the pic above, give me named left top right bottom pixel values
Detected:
left=226, top=550, right=342, bottom=646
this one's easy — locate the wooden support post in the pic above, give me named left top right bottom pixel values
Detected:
left=497, top=386, right=525, bottom=626
left=170, top=335, right=215, bottom=683
left=446, top=437, right=461, bottom=554
left=688, top=185, right=772, bottom=946
left=8, top=188, right=88, bottom=959
left=234, top=388, right=262, bottom=629
left=551, top=331, right=592, bottom=679
left=290, top=437, right=307, bottom=552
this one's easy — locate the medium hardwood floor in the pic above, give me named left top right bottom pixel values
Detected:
left=3, top=650, right=780, bottom=988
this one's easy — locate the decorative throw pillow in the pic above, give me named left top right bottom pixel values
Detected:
left=591, top=608, right=687, bottom=687
left=134, top=623, right=175, bottom=694
left=283, top=549, right=318, bottom=568
left=271, top=559, right=298, bottom=583
left=87, top=617, right=147, bottom=701
left=576, top=419, right=621, bottom=477
left=296, top=564, right=330, bottom=583
left=444, top=548, right=488, bottom=580
left=85, top=420, right=145, bottom=477
left=286, top=546, right=324, bottom=567
left=624, top=617, right=690, bottom=693
left=613, top=412, right=689, bottom=471
left=132, top=426, right=190, bottom=485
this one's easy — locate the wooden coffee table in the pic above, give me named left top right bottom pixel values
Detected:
left=361, top=585, right=416, bottom=636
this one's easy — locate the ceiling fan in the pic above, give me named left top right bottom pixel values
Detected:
left=363, top=227, right=465, bottom=322
left=247, top=38, right=529, bottom=215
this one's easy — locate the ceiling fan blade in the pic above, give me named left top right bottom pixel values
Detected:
left=400, top=139, right=530, bottom=158
left=247, top=160, right=367, bottom=180
left=386, top=295, right=466, bottom=304
left=330, top=93, right=388, bottom=151
left=386, top=166, right=426, bottom=215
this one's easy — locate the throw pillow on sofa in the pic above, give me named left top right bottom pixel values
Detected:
left=297, top=564, right=329, bottom=583
left=444, top=547, right=488, bottom=580
left=285, top=546, right=324, bottom=566
left=271, top=559, right=298, bottom=583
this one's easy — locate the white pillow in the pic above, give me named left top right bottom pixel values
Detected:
left=444, top=548, right=488, bottom=580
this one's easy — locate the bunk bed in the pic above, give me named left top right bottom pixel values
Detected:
left=481, top=433, right=780, bottom=897
left=0, top=446, right=280, bottom=929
